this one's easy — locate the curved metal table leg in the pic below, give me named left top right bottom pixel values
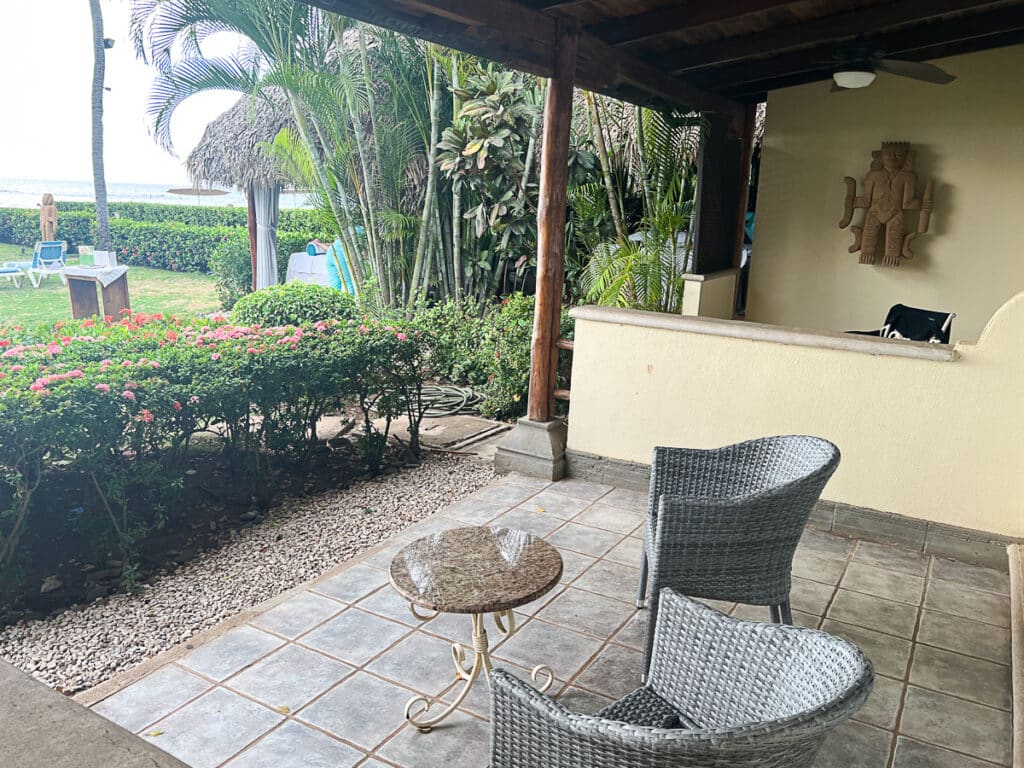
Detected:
left=404, top=609, right=556, bottom=732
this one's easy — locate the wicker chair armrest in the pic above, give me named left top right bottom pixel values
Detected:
left=490, top=668, right=575, bottom=768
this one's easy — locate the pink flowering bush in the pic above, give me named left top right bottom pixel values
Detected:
left=0, top=308, right=435, bottom=598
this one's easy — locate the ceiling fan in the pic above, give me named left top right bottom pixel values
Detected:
left=829, top=46, right=956, bottom=91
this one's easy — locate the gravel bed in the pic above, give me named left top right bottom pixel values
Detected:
left=0, top=454, right=495, bottom=693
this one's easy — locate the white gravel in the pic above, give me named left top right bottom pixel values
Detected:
left=0, top=454, right=495, bottom=693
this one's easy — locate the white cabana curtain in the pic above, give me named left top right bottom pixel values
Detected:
left=254, top=183, right=280, bottom=289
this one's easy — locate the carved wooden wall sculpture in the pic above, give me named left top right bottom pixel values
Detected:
left=839, top=142, right=934, bottom=267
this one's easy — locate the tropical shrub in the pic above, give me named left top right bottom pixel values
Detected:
left=231, top=283, right=359, bottom=327
left=0, top=311, right=436, bottom=600
left=208, top=232, right=254, bottom=310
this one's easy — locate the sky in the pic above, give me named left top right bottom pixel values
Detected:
left=0, top=0, right=242, bottom=185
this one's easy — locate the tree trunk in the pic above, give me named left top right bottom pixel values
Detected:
left=450, top=58, right=463, bottom=303
left=89, top=0, right=111, bottom=252
left=246, top=186, right=258, bottom=291
left=410, top=57, right=442, bottom=304
left=586, top=92, right=625, bottom=242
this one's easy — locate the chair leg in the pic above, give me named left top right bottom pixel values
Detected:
left=780, top=601, right=793, bottom=625
left=641, top=594, right=659, bottom=682
left=636, top=551, right=649, bottom=609
left=769, top=604, right=782, bottom=623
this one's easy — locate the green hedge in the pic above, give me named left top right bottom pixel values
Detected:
left=0, top=207, right=321, bottom=274
left=53, top=201, right=325, bottom=232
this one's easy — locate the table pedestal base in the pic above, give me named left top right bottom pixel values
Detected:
left=404, top=608, right=554, bottom=733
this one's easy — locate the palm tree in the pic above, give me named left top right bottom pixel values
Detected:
left=89, top=0, right=112, bottom=252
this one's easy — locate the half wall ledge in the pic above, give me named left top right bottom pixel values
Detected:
left=569, top=305, right=959, bottom=362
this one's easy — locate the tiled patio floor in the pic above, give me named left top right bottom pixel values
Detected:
left=89, top=475, right=1014, bottom=768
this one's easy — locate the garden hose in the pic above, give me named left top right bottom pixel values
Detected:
left=420, top=385, right=484, bottom=417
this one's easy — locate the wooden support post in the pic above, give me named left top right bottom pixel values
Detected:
left=527, top=17, right=578, bottom=423
left=247, top=185, right=258, bottom=292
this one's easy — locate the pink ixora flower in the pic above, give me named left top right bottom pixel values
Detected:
left=68, top=369, right=84, bottom=378
left=95, top=383, right=111, bottom=392
left=172, top=400, right=182, bottom=411
left=188, top=395, right=200, bottom=404
left=210, top=352, right=221, bottom=361
left=395, top=332, right=407, bottom=341
left=124, top=381, right=137, bottom=390
left=121, top=360, right=133, bottom=367
left=122, top=390, right=136, bottom=401
left=10, top=365, right=23, bottom=372
left=135, top=409, right=154, bottom=423
left=247, top=347, right=257, bottom=354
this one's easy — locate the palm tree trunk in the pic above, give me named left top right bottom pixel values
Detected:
left=586, top=92, right=626, bottom=241
left=635, top=105, right=655, bottom=216
left=358, top=29, right=393, bottom=305
left=89, top=0, right=111, bottom=252
left=410, top=57, right=442, bottom=304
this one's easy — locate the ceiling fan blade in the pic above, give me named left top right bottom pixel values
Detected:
left=876, top=58, right=956, bottom=84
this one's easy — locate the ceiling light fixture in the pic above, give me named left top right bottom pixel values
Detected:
left=833, top=68, right=876, bottom=89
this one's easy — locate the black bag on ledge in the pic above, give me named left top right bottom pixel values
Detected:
left=848, top=304, right=955, bottom=344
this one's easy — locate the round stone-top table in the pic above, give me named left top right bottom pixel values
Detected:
left=390, top=526, right=563, bottom=732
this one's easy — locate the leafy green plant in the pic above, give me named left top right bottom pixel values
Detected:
left=231, top=283, right=359, bottom=326
left=209, top=232, right=254, bottom=310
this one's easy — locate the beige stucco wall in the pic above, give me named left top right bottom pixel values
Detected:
left=566, top=293, right=1024, bottom=537
left=747, top=44, right=1024, bottom=342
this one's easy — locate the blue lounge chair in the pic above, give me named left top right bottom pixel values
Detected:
left=3, top=241, right=68, bottom=287
left=0, top=264, right=25, bottom=288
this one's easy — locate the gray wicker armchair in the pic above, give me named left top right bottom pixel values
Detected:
left=490, top=589, right=873, bottom=768
left=637, top=436, right=840, bottom=676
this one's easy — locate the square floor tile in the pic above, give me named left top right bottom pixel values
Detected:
left=312, top=565, right=389, bottom=604
left=471, top=483, right=539, bottom=507
left=440, top=499, right=508, bottom=526
left=599, top=487, right=647, bottom=513
left=924, top=580, right=1010, bottom=627
left=93, top=664, right=212, bottom=734
left=356, top=586, right=432, bottom=627
left=574, top=644, right=643, bottom=700
left=491, top=507, right=562, bottom=537
left=799, top=529, right=854, bottom=558
left=916, top=609, right=1011, bottom=664
left=228, top=644, right=353, bottom=711
left=612, top=613, right=647, bottom=651
left=853, top=542, right=929, bottom=577
left=900, top=686, right=1012, bottom=765
left=377, top=711, right=491, bottom=768
left=495, top=619, right=603, bottom=680
left=557, top=549, right=597, bottom=583
left=536, top=588, right=636, bottom=638
left=789, top=575, right=835, bottom=616
left=572, top=504, right=643, bottom=534
left=520, top=490, right=591, bottom=520
left=368, top=632, right=462, bottom=697
left=852, top=674, right=902, bottom=730
left=909, top=644, right=1011, bottom=710
left=603, top=537, right=643, bottom=568
left=301, top=608, right=409, bottom=666
left=298, top=672, right=409, bottom=751
left=225, top=721, right=363, bottom=768
left=546, top=523, right=623, bottom=557
left=547, top=478, right=612, bottom=502
left=419, top=611, right=476, bottom=644
left=730, top=602, right=818, bottom=628
left=819, top=620, right=911, bottom=679
left=571, top=560, right=640, bottom=602
left=827, top=589, right=917, bottom=638
left=497, top=473, right=552, bottom=491
left=143, top=687, right=284, bottom=768
left=252, top=592, right=345, bottom=639
left=511, top=586, right=563, bottom=619
left=841, top=563, right=924, bottom=606
left=931, top=557, right=1009, bottom=595
left=180, top=626, right=285, bottom=681
left=792, top=548, right=846, bottom=585
left=892, top=736, right=998, bottom=768
left=814, top=721, right=892, bottom=768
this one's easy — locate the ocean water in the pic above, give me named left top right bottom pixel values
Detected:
left=0, top=177, right=311, bottom=209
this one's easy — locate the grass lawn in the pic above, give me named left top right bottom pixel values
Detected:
left=0, top=242, right=220, bottom=326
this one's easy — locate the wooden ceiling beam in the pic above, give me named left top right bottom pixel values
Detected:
left=693, top=4, right=1024, bottom=91
left=306, top=0, right=742, bottom=117
left=588, top=0, right=796, bottom=47
left=657, top=0, right=1013, bottom=73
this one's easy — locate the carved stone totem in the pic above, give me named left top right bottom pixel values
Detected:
left=839, top=142, right=934, bottom=267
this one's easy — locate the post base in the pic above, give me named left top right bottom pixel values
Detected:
left=494, top=418, right=567, bottom=481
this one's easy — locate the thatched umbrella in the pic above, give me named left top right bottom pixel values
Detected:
left=187, top=90, right=293, bottom=290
